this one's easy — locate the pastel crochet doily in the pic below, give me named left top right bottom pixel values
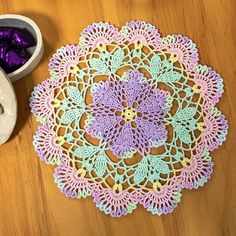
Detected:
left=30, top=21, right=228, bottom=217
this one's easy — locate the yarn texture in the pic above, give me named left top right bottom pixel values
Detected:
left=30, top=21, right=228, bottom=217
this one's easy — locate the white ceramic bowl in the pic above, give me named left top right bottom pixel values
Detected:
left=0, top=68, right=17, bottom=145
left=0, top=14, right=44, bottom=82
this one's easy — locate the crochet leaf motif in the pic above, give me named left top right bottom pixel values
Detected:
left=30, top=21, right=228, bottom=217
left=173, top=107, right=197, bottom=143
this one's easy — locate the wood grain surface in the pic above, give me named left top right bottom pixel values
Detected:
left=0, top=0, right=235, bottom=235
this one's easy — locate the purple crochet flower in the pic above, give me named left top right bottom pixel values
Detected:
left=86, top=70, right=170, bottom=157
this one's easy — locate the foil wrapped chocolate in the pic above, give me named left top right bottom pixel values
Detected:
left=0, top=27, right=36, bottom=73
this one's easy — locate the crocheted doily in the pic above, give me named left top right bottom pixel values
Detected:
left=30, top=21, right=228, bottom=217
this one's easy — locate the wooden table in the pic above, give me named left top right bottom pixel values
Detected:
left=0, top=0, right=235, bottom=235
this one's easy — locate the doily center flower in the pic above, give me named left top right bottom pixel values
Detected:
left=86, top=69, right=170, bottom=157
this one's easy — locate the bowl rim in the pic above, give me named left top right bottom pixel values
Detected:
left=0, top=14, right=43, bottom=82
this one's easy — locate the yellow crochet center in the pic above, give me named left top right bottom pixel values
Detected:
left=122, top=107, right=137, bottom=121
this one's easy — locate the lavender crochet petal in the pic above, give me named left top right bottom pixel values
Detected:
left=123, top=70, right=144, bottom=106
left=91, top=81, right=123, bottom=110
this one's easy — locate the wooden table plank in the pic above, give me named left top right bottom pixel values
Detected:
left=0, top=0, right=235, bottom=235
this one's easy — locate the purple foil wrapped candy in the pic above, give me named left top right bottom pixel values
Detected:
left=5, top=50, right=27, bottom=73
left=0, top=26, right=36, bottom=73
left=0, top=27, right=14, bottom=41
left=12, top=28, right=36, bottom=48
left=0, top=42, right=9, bottom=61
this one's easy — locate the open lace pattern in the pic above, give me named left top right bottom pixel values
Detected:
left=30, top=21, right=228, bottom=217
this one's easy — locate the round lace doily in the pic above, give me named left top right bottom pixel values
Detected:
left=30, top=21, right=228, bottom=217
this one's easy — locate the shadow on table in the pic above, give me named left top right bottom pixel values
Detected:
left=9, top=11, right=59, bottom=141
